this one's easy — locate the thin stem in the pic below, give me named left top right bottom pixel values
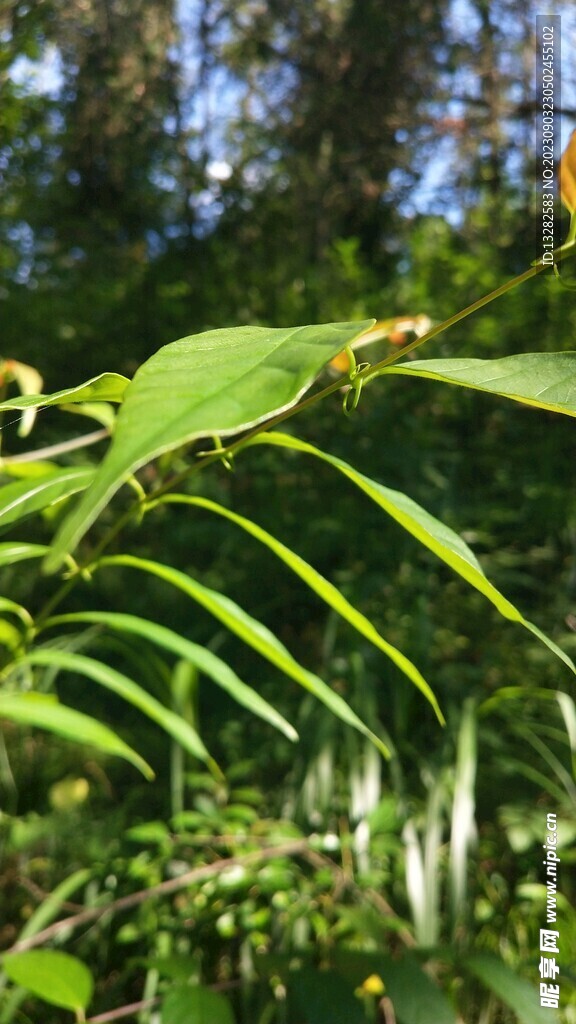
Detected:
left=85, top=999, right=159, bottom=1024
left=37, top=251, right=572, bottom=596
left=0, top=429, right=109, bottom=465
left=146, top=260, right=551, bottom=501
left=362, top=263, right=544, bottom=377
left=6, top=840, right=309, bottom=953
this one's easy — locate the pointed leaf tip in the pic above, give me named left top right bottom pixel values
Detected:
left=44, top=321, right=374, bottom=571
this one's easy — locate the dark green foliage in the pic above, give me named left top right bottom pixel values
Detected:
left=1, top=2, right=576, bottom=1022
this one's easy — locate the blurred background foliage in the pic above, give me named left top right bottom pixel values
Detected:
left=1, top=0, right=576, bottom=1021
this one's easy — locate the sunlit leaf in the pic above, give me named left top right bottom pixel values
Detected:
left=20, top=649, right=215, bottom=768
left=44, top=610, right=298, bottom=741
left=0, top=692, right=152, bottom=778
left=380, top=352, right=576, bottom=417
left=0, top=468, right=94, bottom=530
left=449, top=699, right=477, bottom=925
left=329, top=315, right=432, bottom=373
left=560, top=129, right=576, bottom=213
left=96, top=554, right=390, bottom=757
left=2, top=950, right=93, bottom=1013
left=1, top=358, right=43, bottom=398
left=16, top=869, right=91, bottom=943
left=0, top=542, right=49, bottom=566
left=159, top=494, right=443, bottom=723
left=0, top=598, right=32, bottom=629
left=463, top=953, right=553, bottom=1024
left=1, top=357, right=43, bottom=436
left=43, top=320, right=374, bottom=571
left=0, top=372, right=129, bottom=413
left=251, top=433, right=576, bottom=676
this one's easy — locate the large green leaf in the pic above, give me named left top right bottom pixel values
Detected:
left=20, top=649, right=215, bottom=768
left=44, top=320, right=373, bottom=571
left=380, top=955, right=457, bottom=1024
left=0, top=692, right=152, bottom=778
left=380, top=352, right=576, bottom=416
left=463, top=953, right=555, bottom=1024
left=0, top=372, right=129, bottom=412
left=288, top=968, right=366, bottom=1024
left=161, top=984, right=235, bottom=1024
left=159, top=495, right=443, bottom=724
left=0, top=468, right=94, bottom=530
left=251, top=433, right=576, bottom=676
left=44, top=611, right=298, bottom=741
left=2, top=950, right=93, bottom=1013
left=311, top=952, right=458, bottom=1024
left=0, top=542, right=49, bottom=566
left=16, top=870, right=91, bottom=943
left=96, top=554, right=390, bottom=757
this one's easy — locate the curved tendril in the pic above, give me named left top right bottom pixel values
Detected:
left=342, top=349, right=371, bottom=415
left=553, top=262, right=576, bottom=289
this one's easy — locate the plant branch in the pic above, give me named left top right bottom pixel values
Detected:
left=39, top=252, right=570, bottom=595
left=0, top=429, right=109, bottom=465
left=150, top=258, right=555, bottom=500
left=85, top=998, right=160, bottom=1023
left=362, top=264, right=545, bottom=376
left=4, top=840, right=308, bottom=954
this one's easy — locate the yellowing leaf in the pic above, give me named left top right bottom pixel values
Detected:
left=329, top=315, right=432, bottom=373
left=560, top=130, right=576, bottom=214
left=0, top=358, right=43, bottom=437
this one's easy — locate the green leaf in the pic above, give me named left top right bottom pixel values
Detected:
left=161, top=495, right=443, bottom=724
left=17, top=869, right=91, bottom=942
left=0, top=372, right=129, bottom=412
left=0, top=598, right=32, bottom=629
left=97, top=554, right=390, bottom=757
left=463, top=953, right=554, bottom=1024
left=381, top=352, right=576, bottom=417
left=20, top=649, right=215, bottom=768
left=161, top=983, right=235, bottom=1024
left=0, top=468, right=94, bottom=530
left=2, top=950, right=93, bottom=1012
left=44, top=611, right=298, bottom=741
left=0, top=692, right=153, bottom=778
left=377, top=958, right=456, bottom=1024
left=449, top=699, right=477, bottom=924
left=252, top=433, right=576, bottom=677
left=44, top=320, right=373, bottom=571
left=288, top=968, right=366, bottom=1024
left=146, top=955, right=198, bottom=982
left=61, top=400, right=117, bottom=430
left=0, top=542, right=49, bottom=566
left=332, top=951, right=457, bottom=1024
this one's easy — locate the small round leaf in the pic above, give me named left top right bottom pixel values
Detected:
left=2, top=950, right=93, bottom=1012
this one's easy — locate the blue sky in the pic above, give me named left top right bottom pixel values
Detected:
left=6, top=0, right=576, bottom=229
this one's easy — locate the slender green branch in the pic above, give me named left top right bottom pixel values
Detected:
left=148, top=258, right=554, bottom=500
left=6, top=839, right=309, bottom=953
left=0, top=429, right=109, bottom=466
left=35, top=249, right=575, bottom=602
left=86, top=998, right=160, bottom=1024
left=361, top=263, right=545, bottom=377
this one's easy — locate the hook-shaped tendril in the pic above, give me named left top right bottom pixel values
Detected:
left=553, top=262, right=576, bottom=289
left=196, top=434, right=235, bottom=470
left=342, top=345, right=370, bottom=415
